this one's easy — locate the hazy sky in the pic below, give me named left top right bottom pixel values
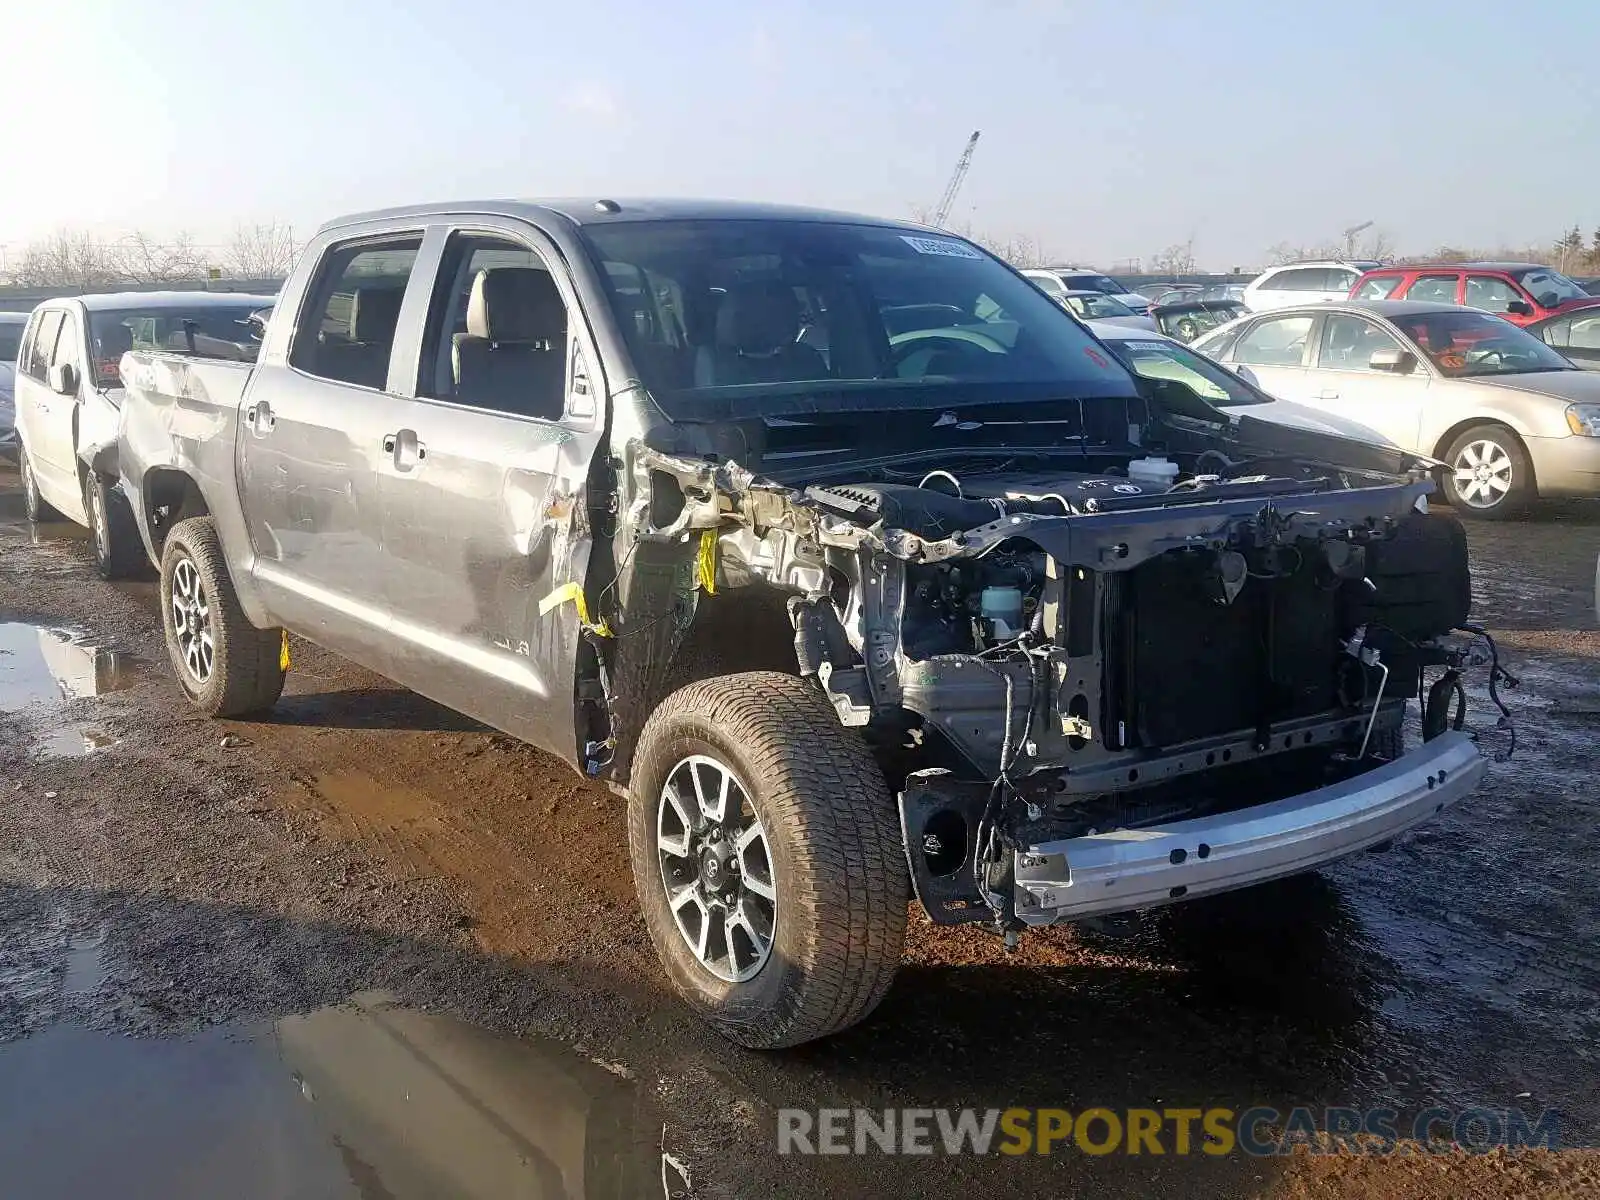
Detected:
left=3, top=0, right=1596, bottom=269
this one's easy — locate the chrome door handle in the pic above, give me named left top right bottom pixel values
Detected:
left=386, top=428, right=426, bottom=471
left=245, top=402, right=276, bottom=434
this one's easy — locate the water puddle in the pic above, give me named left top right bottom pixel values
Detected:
left=0, top=622, right=137, bottom=757
left=0, top=992, right=688, bottom=1199
left=61, top=931, right=108, bottom=996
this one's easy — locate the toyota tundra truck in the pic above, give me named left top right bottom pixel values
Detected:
left=116, top=199, right=1495, bottom=1048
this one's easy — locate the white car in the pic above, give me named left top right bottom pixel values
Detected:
left=1023, top=267, right=1152, bottom=314
left=0, top=311, right=25, bottom=456
left=1194, top=299, right=1600, bottom=517
left=14, top=291, right=273, bottom=576
left=1242, top=261, right=1380, bottom=313
left=1056, top=289, right=1159, bottom=332
left=1091, top=323, right=1400, bottom=447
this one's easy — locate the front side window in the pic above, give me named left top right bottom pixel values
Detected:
left=25, top=310, right=64, bottom=380
left=1405, top=275, right=1460, bottom=305
left=416, top=234, right=571, bottom=420
left=1065, top=293, right=1135, bottom=319
left=1464, top=275, right=1519, bottom=314
left=1062, top=274, right=1127, bottom=295
left=1232, top=314, right=1314, bottom=366
left=1325, top=268, right=1360, bottom=294
left=1389, top=310, right=1574, bottom=378
left=1317, top=314, right=1403, bottom=371
left=1028, top=273, right=1067, bottom=297
left=290, top=236, right=423, bottom=389
left=1103, top=337, right=1268, bottom=407
left=580, top=221, right=1136, bottom=418
left=51, top=313, right=81, bottom=375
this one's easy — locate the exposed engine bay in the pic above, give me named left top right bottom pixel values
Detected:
left=603, top=425, right=1508, bottom=937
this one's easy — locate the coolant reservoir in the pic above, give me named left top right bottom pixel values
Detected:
left=980, top=587, right=1025, bottom=640
left=1127, top=456, right=1180, bottom=489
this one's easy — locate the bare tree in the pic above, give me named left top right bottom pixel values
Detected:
left=1358, top=229, right=1395, bottom=262
left=13, top=231, right=124, bottom=288
left=226, top=222, right=301, bottom=279
left=1150, top=238, right=1196, bottom=278
left=1264, top=240, right=1340, bottom=266
left=117, top=231, right=208, bottom=284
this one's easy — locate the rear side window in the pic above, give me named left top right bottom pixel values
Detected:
left=1260, top=268, right=1330, bottom=292
left=0, top=322, right=23, bottom=363
left=25, top=310, right=65, bottom=380
left=1029, top=274, right=1067, bottom=297
left=1233, top=314, right=1314, bottom=366
left=290, top=236, right=423, bottom=389
left=1464, top=275, right=1519, bottom=314
left=1406, top=275, right=1460, bottom=305
left=1354, top=275, right=1402, bottom=299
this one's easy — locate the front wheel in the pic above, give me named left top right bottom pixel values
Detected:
left=159, top=517, right=286, bottom=717
left=1443, top=424, right=1533, bottom=518
left=627, top=672, right=908, bottom=1048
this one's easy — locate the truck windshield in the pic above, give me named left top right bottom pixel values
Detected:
left=581, top=219, right=1138, bottom=418
left=89, top=305, right=264, bottom=386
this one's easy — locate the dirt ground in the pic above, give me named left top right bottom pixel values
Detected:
left=2, top=460, right=1598, bottom=1198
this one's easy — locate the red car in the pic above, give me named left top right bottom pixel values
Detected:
left=1349, top=262, right=1600, bottom=326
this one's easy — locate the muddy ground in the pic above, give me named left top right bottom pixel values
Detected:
left=1, top=461, right=1598, bottom=1198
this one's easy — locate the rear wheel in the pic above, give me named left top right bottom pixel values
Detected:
left=628, top=671, right=908, bottom=1048
left=159, top=517, right=285, bottom=717
left=20, top=445, right=59, bottom=522
left=83, top=470, right=146, bottom=580
left=1443, top=424, right=1533, bottom=518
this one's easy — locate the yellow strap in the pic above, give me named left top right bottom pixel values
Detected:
left=697, top=529, right=718, bottom=595
left=279, top=630, right=291, bottom=671
left=538, top=581, right=613, bottom=637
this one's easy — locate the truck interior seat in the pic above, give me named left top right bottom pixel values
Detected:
left=317, top=287, right=404, bottom=389
left=693, top=281, right=826, bottom=386
left=452, top=267, right=567, bottom=419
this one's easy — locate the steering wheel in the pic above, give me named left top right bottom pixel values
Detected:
left=889, top=327, right=1007, bottom=359
left=1466, top=347, right=1505, bottom=367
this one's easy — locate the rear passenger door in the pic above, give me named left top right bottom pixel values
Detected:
left=239, top=231, right=425, bottom=670
left=373, top=221, right=608, bottom=762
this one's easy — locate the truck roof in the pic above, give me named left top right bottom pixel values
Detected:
left=319, top=197, right=932, bottom=235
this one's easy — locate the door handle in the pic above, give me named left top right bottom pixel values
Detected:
left=1316, top=389, right=1340, bottom=400
left=245, top=401, right=276, bottom=434
left=385, top=428, right=426, bottom=471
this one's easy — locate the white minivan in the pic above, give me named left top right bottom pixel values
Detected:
left=1242, top=261, right=1379, bottom=312
left=14, top=291, right=272, bottom=577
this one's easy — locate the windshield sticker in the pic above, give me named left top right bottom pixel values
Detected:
left=1123, top=341, right=1172, bottom=353
left=900, top=235, right=983, bottom=260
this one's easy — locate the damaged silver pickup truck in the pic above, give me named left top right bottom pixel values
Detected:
left=116, top=200, right=1502, bottom=1048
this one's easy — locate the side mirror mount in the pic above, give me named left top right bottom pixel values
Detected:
left=48, top=362, right=79, bottom=396
left=1507, top=300, right=1534, bottom=317
left=1369, top=347, right=1417, bottom=374
left=1232, top=364, right=1261, bottom=387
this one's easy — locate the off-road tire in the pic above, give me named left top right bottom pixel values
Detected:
left=159, top=516, right=286, bottom=717
left=83, top=470, right=147, bottom=580
left=20, top=445, right=60, bottom=522
left=628, top=671, right=908, bottom=1048
left=1442, top=423, right=1533, bottom=519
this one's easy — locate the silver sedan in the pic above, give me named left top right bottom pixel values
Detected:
left=1195, top=299, right=1600, bottom=517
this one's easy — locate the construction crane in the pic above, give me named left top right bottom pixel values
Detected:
left=931, top=131, right=981, bottom=229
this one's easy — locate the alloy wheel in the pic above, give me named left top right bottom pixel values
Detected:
left=1452, top=439, right=1514, bottom=509
left=656, top=754, right=777, bottom=983
left=170, top=557, right=215, bottom=683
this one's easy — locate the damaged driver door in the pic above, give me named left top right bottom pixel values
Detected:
left=374, top=222, right=608, bottom=764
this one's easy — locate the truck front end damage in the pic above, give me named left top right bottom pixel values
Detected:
left=603, top=434, right=1495, bottom=939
